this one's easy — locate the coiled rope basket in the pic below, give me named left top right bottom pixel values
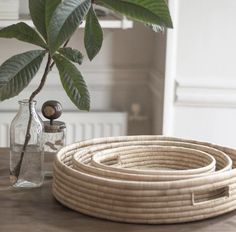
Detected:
left=53, top=136, right=236, bottom=224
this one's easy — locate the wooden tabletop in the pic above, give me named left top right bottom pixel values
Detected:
left=1, top=148, right=236, bottom=232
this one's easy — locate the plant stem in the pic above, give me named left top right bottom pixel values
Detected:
left=10, top=39, right=71, bottom=184
left=10, top=53, right=52, bottom=183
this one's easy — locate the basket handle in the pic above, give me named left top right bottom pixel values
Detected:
left=191, top=185, right=230, bottom=206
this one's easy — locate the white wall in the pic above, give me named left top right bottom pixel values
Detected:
left=164, top=0, right=236, bottom=147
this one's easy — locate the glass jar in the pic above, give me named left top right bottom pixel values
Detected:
left=43, top=121, right=66, bottom=176
left=10, top=99, right=44, bottom=188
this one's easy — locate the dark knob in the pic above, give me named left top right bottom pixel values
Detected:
left=42, top=100, right=62, bottom=121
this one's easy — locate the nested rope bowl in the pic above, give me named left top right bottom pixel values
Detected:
left=75, top=145, right=218, bottom=181
left=52, top=136, right=236, bottom=224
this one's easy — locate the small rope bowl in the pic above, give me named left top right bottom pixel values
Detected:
left=72, top=139, right=231, bottom=181
left=73, top=145, right=216, bottom=181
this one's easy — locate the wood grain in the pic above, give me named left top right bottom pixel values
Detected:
left=1, top=148, right=236, bottom=231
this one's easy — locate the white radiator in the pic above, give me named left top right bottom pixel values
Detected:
left=0, top=112, right=128, bottom=147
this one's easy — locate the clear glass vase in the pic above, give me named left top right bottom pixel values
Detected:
left=10, top=99, right=44, bottom=188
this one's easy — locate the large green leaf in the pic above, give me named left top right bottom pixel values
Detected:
left=0, top=23, right=47, bottom=49
left=123, top=0, right=172, bottom=28
left=59, top=47, right=83, bottom=64
left=53, top=54, right=90, bottom=111
left=84, top=6, right=103, bottom=60
left=0, top=50, right=46, bottom=101
left=45, top=0, right=62, bottom=30
left=96, top=0, right=172, bottom=28
left=48, top=0, right=91, bottom=54
left=29, top=0, right=61, bottom=40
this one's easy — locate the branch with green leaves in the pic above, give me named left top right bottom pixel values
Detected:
left=0, top=0, right=172, bottom=182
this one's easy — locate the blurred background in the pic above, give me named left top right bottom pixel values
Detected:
left=0, top=0, right=236, bottom=148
